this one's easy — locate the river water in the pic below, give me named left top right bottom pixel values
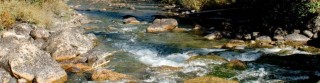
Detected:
left=68, top=0, right=320, bottom=83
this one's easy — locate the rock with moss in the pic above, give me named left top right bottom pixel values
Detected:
left=184, top=76, right=238, bottom=83
left=226, top=60, right=247, bottom=70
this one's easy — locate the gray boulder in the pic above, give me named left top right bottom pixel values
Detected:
left=147, top=18, right=178, bottom=33
left=0, top=68, right=16, bottom=83
left=303, top=30, right=313, bottom=38
left=46, top=28, right=94, bottom=61
left=285, top=33, right=310, bottom=42
left=256, top=36, right=272, bottom=42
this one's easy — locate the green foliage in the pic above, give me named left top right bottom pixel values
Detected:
left=306, top=1, right=320, bottom=13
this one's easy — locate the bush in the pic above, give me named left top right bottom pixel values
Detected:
left=0, top=0, right=70, bottom=28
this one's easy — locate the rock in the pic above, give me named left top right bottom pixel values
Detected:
left=30, top=28, right=50, bottom=40
left=150, top=66, right=182, bottom=74
left=6, top=42, right=67, bottom=83
left=252, top=32, right=260, bottom=38
left=80, top=49, right=114, bottom=66
left=46, top=28, right=94, bottom=61
left=273, top=35, right=284, bottom=41
left=307, top=15, right=320, bottom=32
left=187, top=55, right=228, bottom=64
left=12, top=23, right=34, bottom=36
left=123, top=17, right=140, bottom=24
left=18, top=79, right=27, bottom=83
left=91, top=69, right=130, bottom=81
left=244, top=34, right=252, bottom=40
left=146, top=18, right=178, bottom=33
left=222, top=40, right=246, bottom=49
left=226, top=60, right=247, bottom=70
left=0, top=68, right=16, bottom=83
left=284, top=33, right=310, bottom=42
left=292, top=29, right=300, bottom=34
left=61, top=63, right=92, bottom=72
left=1, top=31, right=28, bottom=39
left=313, top=32, right=319, bottom=39
left=235, top=33, right=243, bottom=39
left=184, top=77, right=238, bottom=83
left=303, top=30, right=313, bottom=38
left=204, top=31, right=222, bottom=40
left=256, top=36, right=272, bottom=42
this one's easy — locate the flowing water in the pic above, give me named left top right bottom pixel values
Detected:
left=68, top=0, right=320, bottom=83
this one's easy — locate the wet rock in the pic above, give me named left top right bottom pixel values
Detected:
left=226, top=60, right=247, bottom=70
left=187, top=55, right=228, bottom=64
left=151, top=66, right=182, bottom=74
left=7, top=42, right=67, bottom=83
left=184, top=77, right=238, bottom=83
left=61, top=63, right=92, bottom=72
left=30, top=28, right=50, bottom=40
left=204, top=31, right=222, bottom=40
left=146, top=18, right=178, bottom=33
left=80, top=49, right=114, bottom=66
left=91, top=69, right=130, bottom=81
left=46, top=28, right=94, bottom=61
left=0, top=68, right=16, bottom=83
left=273, top=35, right=284, bottom=41
left=303, top=30, right=314, bottom=38
left=222, top=40, right=246, bottom=49
left=256, top=36, right=272, bottom=42
left=284, top=33, right=310, bottom=42
left=123, top=17, right=140, bottom=24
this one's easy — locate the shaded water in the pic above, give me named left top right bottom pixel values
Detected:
left=68, top=0, right=320, bottom=83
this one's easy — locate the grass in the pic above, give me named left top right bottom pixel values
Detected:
left=0, top=0, right=70, bottom=30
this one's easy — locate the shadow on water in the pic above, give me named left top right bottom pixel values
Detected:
left=254, top=54, right=320, bottom=82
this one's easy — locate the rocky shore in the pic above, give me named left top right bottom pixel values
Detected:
left=0, top=10, right=129, bottom=82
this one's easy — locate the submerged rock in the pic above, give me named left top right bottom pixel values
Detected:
left=146, top=18, right=178, bottom=33
left=91, top=69, right=131, bottom=81
left=46, top=28, right=94, bottom=61
left=184, top=77, right=238, bottom=83
left=187, top=55, right=228, bottom=64
left=284, top=33, right=310, bottom=42
left=226, top=60, right=247, bottom=70
left=0, top=68, right=16, bottom=83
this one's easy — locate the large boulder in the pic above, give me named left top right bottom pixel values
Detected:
left=0, top=68, right=16, bottom=83
left=146, top=18, right=178, bottom=33
left=256, top=36, right=272, bottom=42
left=284, top=33, right=310, bottom=42
left=8, top=43, right=67, bottom=83
left=46, top=28, right=94, bottom=61
left=0, top=41, right=67, bottom=83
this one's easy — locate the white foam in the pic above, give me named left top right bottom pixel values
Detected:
left=219, top=51, right=262, bottom=61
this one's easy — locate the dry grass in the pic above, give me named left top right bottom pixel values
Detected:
left=0, top=0, right=70, bottom=29
left=178, top=0, right=235, bottom=11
